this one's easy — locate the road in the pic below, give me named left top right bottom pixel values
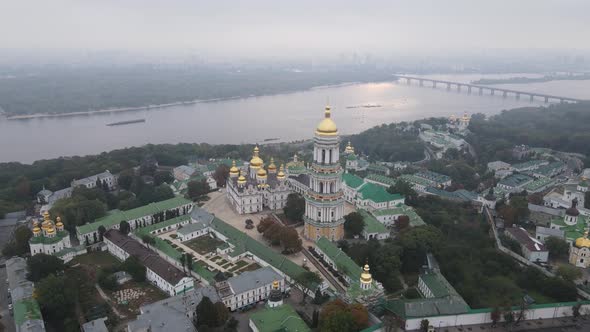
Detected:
left=0, top=262, right=15, bottom=332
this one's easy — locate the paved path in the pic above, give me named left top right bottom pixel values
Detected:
left=302, top=248, right=345, bottom=293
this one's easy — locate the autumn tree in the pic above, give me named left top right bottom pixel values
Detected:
left=213, top=164, right=230, bottom=188
left=319, top=299, right=369, bottom=332
left=280, top=227, right=302, bottom=254
left=187, top=179, right=210, bottom=200
left=257, top=216, right=276, bottom=233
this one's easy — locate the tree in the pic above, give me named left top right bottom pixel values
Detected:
left=119, top=220, right=131, bottom=235
left=283, top=193, right=305, bottom=222
left=98, top=225, right=107, bottom=241
left=557, top=264, right=582, bottom=282
left=382, top=314, right=401, bottom=332
left=213, top=164, right=230, bottom=187
left=2, top=225, right=32, bottom=257
left=195, top=296, right=227, bottom=328
left=344, top=212, right=364, bottom=238
left=142, top=234, right=156, bottom=248
left=98, top=270, right=118, bottom=291
left=396, top=215, right=410, bottom=230
left=121, top=256, right=146, bottom=282
left=187, top=179, right=210, bottom=200
left=36, top=274, right=76, bottom=321
left=280, top=227, right=302, bottom=254
left=213, top=302, right=229, bottom=326
left=263, top=223, right=283, bottom=246
left=186, top=253, right=194, bottom=273
left=27, top=254, right=65, bottom=282
left=118, top=170, right=135, bottom=190
left=320, top=299, right=369, bottom=332
left=293, top=271, right=321, bottom=303
left=419, top=319, right=430, bottom=332
left=388, top=180, right=417, bottom=201
left=180, top=254, right=186, bottom=273
left=491, top=307, right=501, bottom=327
left=545, top=236, right=569, bottom=259
left=503, top=309, right=515, bottom=326
left=257, top=216, right=276, bottom=233
left=154, top=170, right=173, bottom=186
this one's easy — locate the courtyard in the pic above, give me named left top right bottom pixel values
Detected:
left=157, top=230, right=262, bottom=277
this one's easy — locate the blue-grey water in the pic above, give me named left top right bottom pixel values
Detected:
left=1, top=73, right=588, bottom=163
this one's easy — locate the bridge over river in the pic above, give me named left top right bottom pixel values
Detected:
left=394, top=75, right=585, bottom=104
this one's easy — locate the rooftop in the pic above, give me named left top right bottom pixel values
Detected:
left=226, top=267, right=282, bottom=295
left=82, top=317, right=108, bottom=332
left=370, top=206, right=425, bottom=227
left=77, top=196, right=192, bottom=234
left=316, top=237, right=362, bottom=281
left=359, top=210, right=388, bottom=234
left=415, top=171, right=452, bottom=184
left=249, top=304, right=310, bottom=332
left=505, top=227, right=547, bottom=252
left=357, top=182, right=404, bottom=203
left=511, top=160, right=548, bottom=171
left=498, top=174, right=534, bottom=188
left=342, top=173, right=364, bottom=189
left=365, top=173, right=397, bottom=187
left=104, top=229, right=188, bottom=286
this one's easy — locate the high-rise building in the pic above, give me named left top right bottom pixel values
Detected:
left=303, top=105, right=345, bottom=241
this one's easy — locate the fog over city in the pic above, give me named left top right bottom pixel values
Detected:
left=1, top=0, right=589, bottom=60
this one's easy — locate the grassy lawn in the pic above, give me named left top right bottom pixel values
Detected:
left=236, top=262, right=261, bottom=273
left=70, top=252, right=121, bottom=270
left=185, top=235, right=226, bottom=255
left=229, top=261, right=248, bottom=272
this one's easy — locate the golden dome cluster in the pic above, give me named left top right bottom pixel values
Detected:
left=257, top=167, right=267, bottom=178
left=237, top=171, right=247, bottom=185
left=345, top=141, right=355, bottom=154
left=315, top=105, right=338, bottom=137
left=268, top=157, right=277, bottom=173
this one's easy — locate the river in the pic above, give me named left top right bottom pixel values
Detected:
left=1, top=73, right=588, bottom=164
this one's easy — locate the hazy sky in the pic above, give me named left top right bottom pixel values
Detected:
left=1, top=0, right=588, bottom=58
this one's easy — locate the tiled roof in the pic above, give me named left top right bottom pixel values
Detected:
left=316, top=237, right=361, bottom=281
left=415, top=171, right=451, bottom=184
left=498, top=174, right=534, bottom=188
left=370, top=206, right=425, bottom=227
left=104, top=229, right=187, bottom=285
left=227, top=267, right=282, bottom=294
left=505, top=227, right=547, bottom=252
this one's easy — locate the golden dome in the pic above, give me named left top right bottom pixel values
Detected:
left=46, top=227, right=55, bottom=234
left=237, top=171, right=247, bottom=185
left=360, top=264, right=372, bottom=283
left=250, top=145, right=264, bottom=168
left=315, top=105, right=338, bottom=136
left=277, top=164, right=286, bottom=180
left=272, top=280, right=279, bottom=289
left=257, top=167, right=267, bottom=178
left=345, top=141, right=354, bottom=153
left=229, top=160, right=240, bottom=176
left=32, top=227, right=41, bottom=234
left=268, top=157, right=277, bottom=172
left=575, top=231, right=590, bottom=248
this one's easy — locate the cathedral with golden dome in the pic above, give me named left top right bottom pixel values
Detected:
left=569, top=230, right=590, bottom=268
left=29, top=211, right=85, bottom=262
left=225, top=147, right=290, bottom=214
left=225, top=104, right=345, bottom=241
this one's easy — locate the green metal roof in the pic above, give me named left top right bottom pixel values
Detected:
left=420, top=273, right=450, bottom=297
left=399, top=174, right=431, bottom=187
left=365, top=173, right=397, bottom=187
left=357, top=182, right=404, bottom=203
left=551, top=214, right=588, bottom=241
left=359, top=210, right=388, bottom=234
left=29, top=230, right=69, bottom=244
left=249, top=304, right=310, bottom=332
left=77, top=196, right=191, bottom=234
left=316, top=237, right=361, bottom=281
left=13, top=298, right=42, bottom=326
left=370, top=205, right=425, bottom=227
left=210, top=218, right=313, bottom=287
left=498, top=173, right=534, bottom=188
left=342, top=173, right=364, bottom=189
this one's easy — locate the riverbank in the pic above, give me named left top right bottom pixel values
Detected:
left=2, top=81, right=370, bottom=121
